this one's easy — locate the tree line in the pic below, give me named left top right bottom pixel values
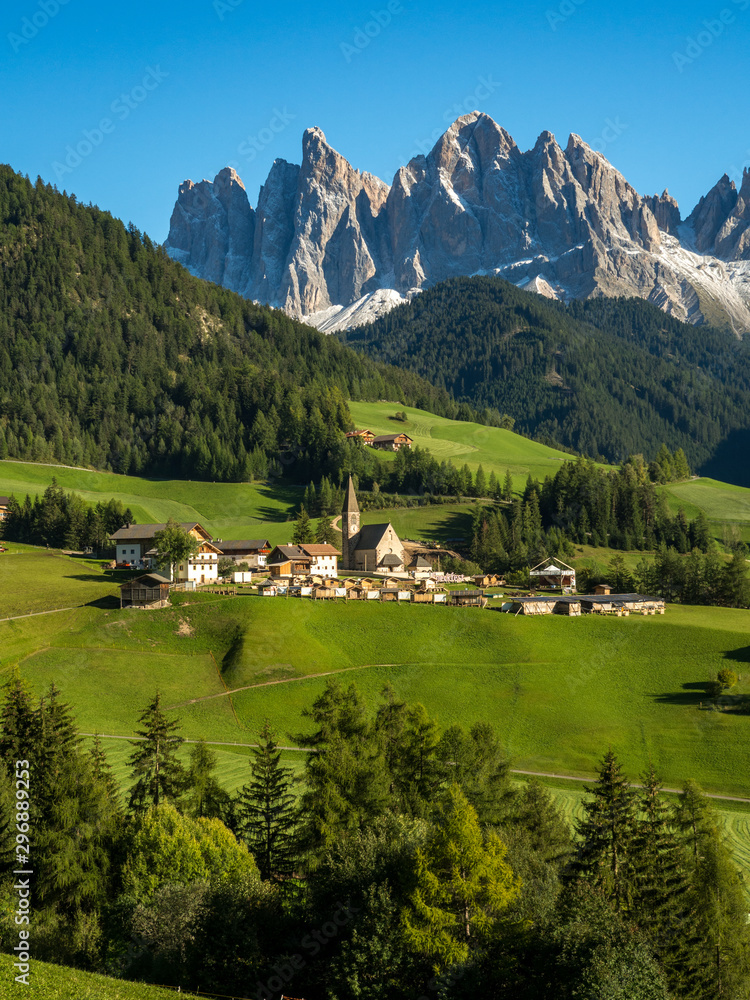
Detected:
left=0, top=479, right=133, bottom=551
left=1, top=677, right=748, bottom=999
left=344, top=274, right=750, bottom=484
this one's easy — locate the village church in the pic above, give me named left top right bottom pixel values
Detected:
left=341, top=477, right=407, bottom=574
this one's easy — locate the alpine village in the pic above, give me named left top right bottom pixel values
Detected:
left=2, top=9, right=750, bottom=1000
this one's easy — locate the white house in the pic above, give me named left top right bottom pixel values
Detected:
left=110, top=522, right=220, bottom=584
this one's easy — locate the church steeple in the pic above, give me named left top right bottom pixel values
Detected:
left=343, top=474, right=359, bottom=515
left=342, top=475, right=360, bottom=570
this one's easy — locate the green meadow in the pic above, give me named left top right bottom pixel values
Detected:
left=662, top=477, right=750, bottom=544
left=0, top=953, right=199, bottom=999
left=348, top=400, right=574, bottom=487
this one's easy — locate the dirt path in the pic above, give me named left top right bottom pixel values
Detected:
left=73, top=736, right=750, bottom=805
left=509, top=769, right=750, bottom=805
left=165, top=662, right=400, bottom=710
left=0, top=605, right=82, bottom=624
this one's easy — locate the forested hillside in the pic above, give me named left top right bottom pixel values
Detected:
left=343, top=277, right=750, bottom=485
left=0, top=166, right=457, bottom=483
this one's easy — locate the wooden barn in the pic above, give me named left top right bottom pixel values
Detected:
left=312, top=584, right=339, bottom=600
left=449, top=589, right=486, bottom=607
left=120, top=573, right=172, bottom=609
left=473, top=574, right=504, bottom=588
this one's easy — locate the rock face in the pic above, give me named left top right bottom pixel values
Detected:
left=165, top=114, right=750, bottom=333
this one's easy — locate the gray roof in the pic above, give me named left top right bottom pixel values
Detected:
left=354, top=523, right=392, bottom=549
left=410, top=555, right=432, bottom=568
left=111, top=523, right=205, bottom=541
left=579, top=593, right=661, bottom=604
left=122, top=573, right=171, bottom=588
left=0, top=496, right=10, bottom=506
left=379, top=553, right=404, bottom=567
left=216, top=539, right=271, bottom=553
left=269, top=545, right=310, bottom=561
left=372, top=433, right=413, bottom=444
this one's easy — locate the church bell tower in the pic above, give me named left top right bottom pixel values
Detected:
left=342, top=476, right=360, bottom=570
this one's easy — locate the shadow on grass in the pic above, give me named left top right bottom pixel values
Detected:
left=65, top=573, right=112, bottom=582
left=654, top=683, right=750, bottom=714
left=653, top=682, right=712, bottom=706
left=85, top=595, right=121, bottom=611
left=723, top=646, right=750, bottom=665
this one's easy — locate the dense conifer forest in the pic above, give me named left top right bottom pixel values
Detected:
left=342, top=276, right=750, bottom=484
left=2, top=678, right=748, bottom=1000
left=0, top=166, right=464, bottom=483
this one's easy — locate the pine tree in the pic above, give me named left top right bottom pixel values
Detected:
left=474, top=464, right=487, bottom=498
left=292, top=505, right=314, bottom=545
left=631, top=765, right=707, bottom=998
left=503, top=469, right=514, bottom=501
left=236, top=721, right=297, bottom=882
left=569, top=749, right=636, bottom=911
left=127, top=693, right=185, bottom=813
left=295, top=680, right=388, bottom=856
left=0, top=674, right=38, bottom=766
left=184, top=739, right=230, bottom=821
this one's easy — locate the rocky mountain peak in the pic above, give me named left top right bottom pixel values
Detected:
left=165, top=115, right=750, bottom=333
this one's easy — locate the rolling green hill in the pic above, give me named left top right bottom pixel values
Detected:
left=347, top=400, right=575, bottom=486
left=0, top=953, right=199, bottom=999
left=343, top=275, right=750, bottom=484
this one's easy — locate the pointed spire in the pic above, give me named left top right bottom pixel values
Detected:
left=343, top=475, right=359, bottom=515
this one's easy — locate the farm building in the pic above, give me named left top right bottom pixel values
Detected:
left=345, top=429, right=375, bottom=445
left=341, top=477, right=407, bottom=574
left=372, top=433, right=413, bottom=452
left=579, top=594, right=665, bottom=615
left=506, top=596, right=581, bottom=616
left=120, top=573, right=172, bottom=609
left=594, top=583, right=612, bottom=595
left=409, top=555, right=433, bottom=579
left=529, top=559, right=576, bottom=591
left=473, top=574, right=504, bottom=588
left=267, top=543, right=341, bottom=578
left=449, top=589, right=486, bottom=607
left=110, top=522, right=220, bottom=584
left=215, top=539, right=271, bottom=570
left=0, top=496, right=10, bottom=521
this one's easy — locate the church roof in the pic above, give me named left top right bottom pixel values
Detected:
left=354, top=523, right=392, bottom=549
left=343, top=475, right=359, bottom=515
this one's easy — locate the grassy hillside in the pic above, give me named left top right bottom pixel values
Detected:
left=344, top=275, right=750, bottom=482
left=348, top=400, right=574, bottom=487
left=662, top=477, right=750, bottom=544
left=0, top=953, right=198, bottom=998
left=4, top=566, right=749, bottom=799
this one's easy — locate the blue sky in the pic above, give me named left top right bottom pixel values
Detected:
left=2, top=0, right=749, bottom=242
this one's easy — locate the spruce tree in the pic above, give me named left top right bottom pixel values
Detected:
left=631, top=765, right=708, bottom=998
left=184, top=739, right=230, bottom=821
left=127, top=693, right=185, bottom=813
left=569, top=749, right=636, bottom=911
left=292, top=505, right=314, bottom=545
left=236, top=721, right=297, bottom=882
left=503, top=469, right=514, bottom=501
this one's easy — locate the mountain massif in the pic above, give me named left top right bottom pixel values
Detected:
left=165, top=112, right=750, bottom=334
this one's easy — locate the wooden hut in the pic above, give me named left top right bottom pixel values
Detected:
left=312, top=584, right=338, bottom=600
left=120, top=573, right=172, bottom=609
left=449, top=589, right=486, bottom=607
left=379, top=588, right=400, bottom=602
